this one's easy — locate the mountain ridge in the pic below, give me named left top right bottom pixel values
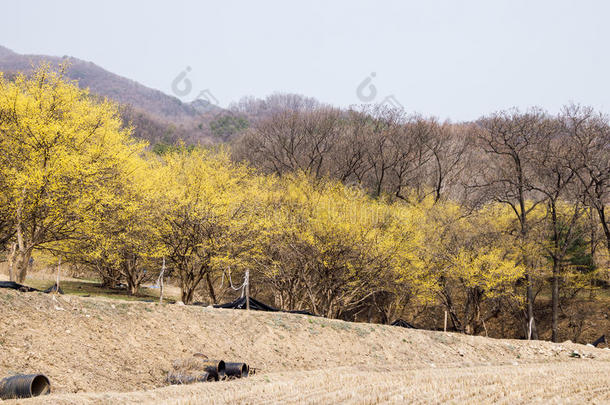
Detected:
left=0, top=45, right=224, bottom=143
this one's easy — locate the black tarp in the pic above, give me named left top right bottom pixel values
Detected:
left=215, top=296, right=280, bottom=312
left=214, top=296, right=315, bottom=316
left=0, top=281, right=39, bottom=292
left=0, top=281, right=63, bottom=294
left=592, top=335, right=606, bottom=347
left=391, top=319, right=417, bottom=329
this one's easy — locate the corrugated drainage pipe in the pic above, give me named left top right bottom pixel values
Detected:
left=224, top=363, right=249, bottom=378
left=0, top=374, right=51, bottom=399
left=199, top=360, right=225, bottom=376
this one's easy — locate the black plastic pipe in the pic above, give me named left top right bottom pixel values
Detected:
left=196, top=359, right=225, bottom=376
left=188, top=356, right=226, bottom=377
left=224, top=362, right=249, bottom=378
left=0, top=374, right=51, bottom=399
left=169, top=357, right=226, bottom=385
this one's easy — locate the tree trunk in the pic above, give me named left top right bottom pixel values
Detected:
left=596, top=206, right=610, bottom=256
left=123, top=261, right=141, bottom=296
left=206, top=273, right=217, bottom=304
left=466, top=288, right=483, bottom=335
left=101, top=274, right=119, bottom=289
left=13, top=248, right=32, bottom=283
left=13, top=210, right=31, bottom=283
left=182, top=288, right=194, bottom=305
left=7, top=243, right=17, bottom=282
left=463, top=290, right=473, bottom=334
left=551, top=261, right=560, bottom=342
left=128, top=282, right=139, bottom=295
left=526, top=274, right=538, bottom=339
left=521, top=210, right=538, bottom=340
left=126, top=274, right=140, bottom=295
left=519, top=238, right=538, bottom=339
left=99, top=265, right=121, bottom=288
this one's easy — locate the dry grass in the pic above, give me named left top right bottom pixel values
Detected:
left=11, top=362, right=610, bottom=404
left=0, top=271, right=182, bottom=303
left=0, top=288, right=608, bottom=404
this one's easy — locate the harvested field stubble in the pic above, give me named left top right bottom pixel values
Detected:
left=10, top=362, right=610, bottom=404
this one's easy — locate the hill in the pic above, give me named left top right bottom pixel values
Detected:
left=0, top=288, right=608, bottom=404
left=0, top=45, right=227, bottom=144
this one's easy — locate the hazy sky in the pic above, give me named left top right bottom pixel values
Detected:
left=2, top=0, right=609, bottom=120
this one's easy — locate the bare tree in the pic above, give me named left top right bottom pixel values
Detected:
left=563, top=104, right=610, bottom=256
left=330, top=109, right=371, bottom=183
left=236, top=105, right=472, bottom=206
left=234, top=108, right=342, bottom=176
left=532, top=121, right=585, bottom=342
left=229, top=93, right=323, bottom=124
left=424, top=122, right=473, bottom=202
left=476, top=108, right=556, bottom=339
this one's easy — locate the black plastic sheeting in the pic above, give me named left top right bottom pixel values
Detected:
left=215, top=296, right=278, bottom=311
left=391, top=319, right=417, bottom=329
left=214, top=296, right=315, bottom=316
left=592, top=335, right=606, bottom=347
left=0, top=281, right=39, bottom=292
left=0, top=281, right=63, bottom=294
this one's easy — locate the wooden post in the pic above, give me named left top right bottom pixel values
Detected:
left=444, top=311, right=448, bottom=332
left=159, top=257, right=166, bottom=304
left=55, top=258, right=61, bottom=293
left=245, top=269, right=250, bottom=311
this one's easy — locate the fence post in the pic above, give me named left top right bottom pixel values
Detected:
left=245, top=270, right=250, bottom=311
left=159, top=257, right=165, bottom=304
left=55, top=258, right=61, bottom=293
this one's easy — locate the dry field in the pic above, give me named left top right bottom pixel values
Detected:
left=0, top=288, right=608, bottom=404
left=14, top=362, right=610, bottom=404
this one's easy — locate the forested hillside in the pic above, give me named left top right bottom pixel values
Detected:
left=0, top=65, right=608, bottom=345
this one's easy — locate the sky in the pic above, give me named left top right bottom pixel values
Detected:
left=2, top=0, right=609, bottom=121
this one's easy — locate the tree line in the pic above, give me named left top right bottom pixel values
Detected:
left=0, top=66, right=608, bottom=342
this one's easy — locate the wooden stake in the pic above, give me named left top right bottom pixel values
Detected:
left=159, top=258, right=166, bottom=304
left=55, top=258, right=61, bottom=293
left=245, top=269, right=250, bottom=311
left=444, top=310, right=448, bottom=332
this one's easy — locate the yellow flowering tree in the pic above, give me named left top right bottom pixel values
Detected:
left=253, top=174, right=435, bottom=319
left=157, top=148, right=266, bottom=304
left=62, top=153, right=165, bottom=294
left=0, top=65, right=146, bottom=283
left=421, top=201, right=526, bottom=334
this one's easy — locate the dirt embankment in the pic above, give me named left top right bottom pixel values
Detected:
left=0, top=289, right=609, bottom=402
